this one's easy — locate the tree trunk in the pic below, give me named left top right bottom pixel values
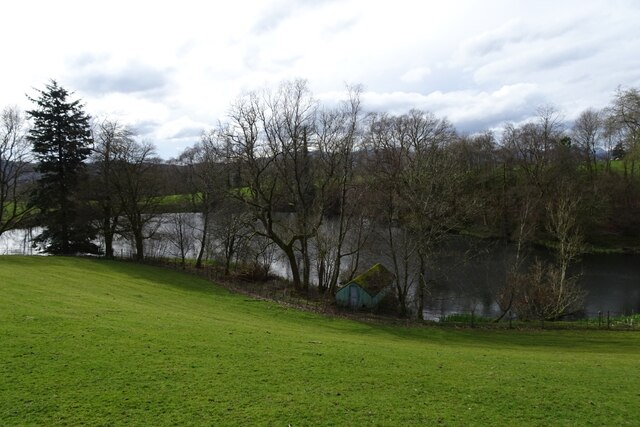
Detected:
left=102, top=207, right=116, bottom=258
left=224, top=235, right=235, bottom=276
left=195, top=210, right=209, bottom=268
left=417, top=253, right=427, bottom=320
left=282, top=245, right=302, bottom=290
left=134, top=230, right=144, bottom=261
left=317, top=257, right=326, bottom=293
left=104, top=222, right=114, bottom=258
left=301, top=236, right=311, bottom=291
left=224, top=254, right=232, bottom=276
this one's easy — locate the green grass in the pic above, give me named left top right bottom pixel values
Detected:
left=1, top=256, right=639, bottom=426
left=439, top=313, right=493, bottom=324
left=575, top=313, right=640, bottom=329
left=152, top=193, right=196, bottom=211
left=1, top=202, right=36, bottom=222
left=156, top=193, right=195, bottom=205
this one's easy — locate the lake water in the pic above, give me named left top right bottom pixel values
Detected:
left=2, top=216, right=638, bottom=319
left=419, top=250, right=640, bottom=319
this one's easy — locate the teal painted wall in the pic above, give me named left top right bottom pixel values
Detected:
left=335, top=283, right=378, bottom=309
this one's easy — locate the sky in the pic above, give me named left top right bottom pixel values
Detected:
left=2, top=0, right=640, bottom=158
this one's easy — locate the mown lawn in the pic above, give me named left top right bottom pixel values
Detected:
left=1, top=256, right=639, bottom=426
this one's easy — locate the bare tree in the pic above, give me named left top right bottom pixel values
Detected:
left=111, top=138, right=162, bottom=261
left=495, top=107, right=587, bottom=322
left=397, top=111, right=463, bottom=319
left=314, top=209, right=370, bottom=294
left=0, top=106, right=33, bottom=237
left=365, top=112, right=412, bottom=315
left=209, top=198, right=252, bottom=275
left=365, top=110, right=462, bottom=317
left=452, top=132, right=499, bottom=231
left=495, top=193, right=536, bottom=321
left=223, top=80, right=327, bottom=291
left=600, top=88, right=640, bottom=234
left=314, top=85, right=368, bottom=294
left=605, top=86, right=640, bottom=188
left=572, top=108, right=603, bottom=181
left=545, top=184, right=584, bottom=300
left=602, top=114, right=623, bottom=171
left=498, top=183, right=586, bottom=322
left=241, top=233, right=278, bottom=280
left=502, top=106, right=567, bottom=198
left=165, top=212, right=197, bottom=268
left=176, top=131, right=230, bottom=268
left=91, top=119, right=133, bottom=257
left=513, top=258, right=585, bottom=321
left=609, top=87, right=640, bottom=163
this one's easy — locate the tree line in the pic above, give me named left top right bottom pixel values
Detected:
left=1, top=79, right=639, bottom=319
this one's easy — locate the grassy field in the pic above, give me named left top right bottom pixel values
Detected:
left=1, top=256, right=639, bottom=426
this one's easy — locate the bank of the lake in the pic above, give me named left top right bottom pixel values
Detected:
left=2, top=215, right=640, bottom=320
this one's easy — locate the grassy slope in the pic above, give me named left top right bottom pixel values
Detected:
left=1, top=257, right=639, bottom=426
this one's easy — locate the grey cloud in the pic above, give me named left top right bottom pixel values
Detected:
left=455, top=105, right=540, bottom=135
left=450, top=106, right=541, bottom=135
left=268, top=54, right=303, bottom=72
left=537, top=45, right=600, bottom=70
left=252, top=0, right=339, bottom=34
left=75, top=66, right=168, bottom=96
left=242, top=46, right=301, bottom=72
left=362, top=84, right=547, bottom=135
left=252, top=0, right=296, bottom=34
left=324, top=16, right=357, bottom=36
left=471, top=32, right=528, bottom=58
left=69, top=52, right=110, bottom=68
left=462, top=18, right=582, bottom=62
left=131, top=120, right=161, bottom=137
left=68, top=55, right=170, bottom=97
left=170, top=126, right=203, bottom=140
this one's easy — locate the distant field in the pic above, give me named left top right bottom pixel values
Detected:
left=154, top=193, right=195, bottom=210
left=1, top=256, right=639, bottom=425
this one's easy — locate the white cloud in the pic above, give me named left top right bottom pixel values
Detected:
left=400, top=67, right=432, bottom=83
left=362, top=83, right=540, bottom=128
left=2, top=0, right=640, bottom=157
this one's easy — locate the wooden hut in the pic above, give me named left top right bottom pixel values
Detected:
left=335, top=263, right=395, bottom=309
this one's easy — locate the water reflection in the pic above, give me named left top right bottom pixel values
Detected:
left=2, top=214, right=639, bottom=318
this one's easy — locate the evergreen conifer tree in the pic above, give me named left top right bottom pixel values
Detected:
left=26, top=80, right=98, bottom=254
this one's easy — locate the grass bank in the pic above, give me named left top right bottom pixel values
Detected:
left=1, top=256, right=638, bottom=425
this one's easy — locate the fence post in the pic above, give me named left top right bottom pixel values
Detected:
left=607, top=311, right=610, bottom=329
left=471, top=311, right=475, bottom=328
left=598, top=311, right=602, bottom=328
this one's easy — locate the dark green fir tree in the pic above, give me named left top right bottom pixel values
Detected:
left=26, top=80, right=99, bottom=254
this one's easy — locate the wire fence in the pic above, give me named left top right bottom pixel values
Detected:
left=432, top=309, right=639, bottom=331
